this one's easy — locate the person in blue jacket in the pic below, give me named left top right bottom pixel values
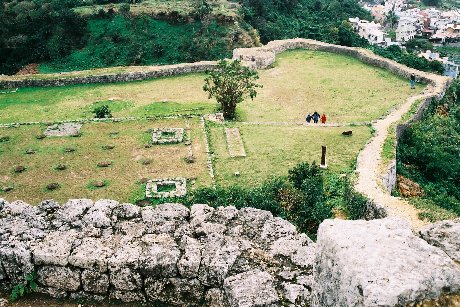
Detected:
left=312, top=111, right=320, bottom=123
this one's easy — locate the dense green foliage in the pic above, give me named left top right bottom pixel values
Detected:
left=10, top=272, right=38, bottom=302
left=241, top=0, right=370, bottom=46
left=370, top=45, right=445, bottom=74
left=92, top=104, right=112, bottom=118
left=203, top=60, right=261, bottom=119
left=397, top=80, right=460, bottom=216
left=0, top=0, right=370, bottom=74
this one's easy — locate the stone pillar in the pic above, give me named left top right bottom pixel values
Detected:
left=320, top=146, right=327, bottom=169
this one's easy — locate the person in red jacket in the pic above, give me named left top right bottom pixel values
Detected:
left=321, top=113, right=327, bottom=124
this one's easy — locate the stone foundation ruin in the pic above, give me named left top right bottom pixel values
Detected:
left=44, top=123, right=82, bottom=137
left=145, top=178, right=187, bottom=198
left=151, top=128, right=184, bottom=144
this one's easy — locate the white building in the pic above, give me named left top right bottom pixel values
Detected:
left=396, top=18, right=417, bottom=42
left=349, top=17, right=386, bottom=45
left=419, top=50, right=459, bottom=78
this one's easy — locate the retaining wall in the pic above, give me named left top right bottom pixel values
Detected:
left=1, top=198, right=459, bottom=306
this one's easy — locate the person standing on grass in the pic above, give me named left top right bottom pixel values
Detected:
left=306, top=113, right=312, bottom=123
left=410, top=73, right=416, bottom=89
left=321, top=113, right=327, bottom=124
left=312, top=111, right=320, bottom=123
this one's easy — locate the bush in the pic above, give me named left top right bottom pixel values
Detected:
left=92, top=105, right=112, bottom=118
left=341, top=176, right=368, bottom=219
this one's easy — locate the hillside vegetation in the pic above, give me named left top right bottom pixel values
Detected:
left=397, top=80, right=460, bottom=220
left=0, top=0, right=370, bottom=74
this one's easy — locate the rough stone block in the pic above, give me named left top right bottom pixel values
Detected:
left=177, top=236, right=202, bottom=278
left=69, top=237, right=115, bottom=272
left=420, top=218, right=460, bottom=262
left=32, top=230, right=77, bottom=266
left=314, top=218, right=460, bottom=306
left=81, top=269, right=109, bottom=293
left=37, top=266, right=80, bottom=292
left=144, top=277, right=204, bottom=306
left=140, top=234, right=180, bottom=277
left=223, top=269, right=279, bottom=307
left=198, top=233, right=241, bottom=286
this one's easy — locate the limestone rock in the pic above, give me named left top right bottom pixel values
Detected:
left=108, top=241, right=142, bottom=292
left=178, top=235, right=202, bottom=278
left=83, top=199, right=118, bottom=228
left=205, top=288, right=226, bottom=307
left=55, top=199, right=94, bottom=227
left=110, top=290, right=146, bottom=303
left=36, top=285, right=68, bottom=299
left=223, top=269, right=279, bottom=307
left=313, top=218, right=460, bottom=306
left=0, top=241, right=34, bottom=285
left=145, top=277, right=204, bottom=306
left=69, top=236, right=116, bottom=272
left=420, top=219, right=460, bottom=262
left=37, top=266, right=80, bottom=291
left=32, top=230, right=77, bottom=266
left=140, top=234, right=180, bottom=277
left=70, top=291, right=105, bottom=302
left=81, top=269, right=109, bottom=293
left=198, top=233, right=241, bottom=286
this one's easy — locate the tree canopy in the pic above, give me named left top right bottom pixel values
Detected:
left=203, top=60, right=261, bottom=120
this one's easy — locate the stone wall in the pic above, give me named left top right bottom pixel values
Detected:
left=1, top=198, right=459, bottom=306
left=0, top=198, right=315, bottom=306
left=0, top=62, right=217, bottom=89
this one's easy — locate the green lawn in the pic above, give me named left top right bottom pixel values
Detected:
left=237, top=50, right=424, bottom=123
left=0, top=118, right=210, bottom=204
left=0, top=50, right=423, bottom=125
left=209, top=124, right=372, bottom=186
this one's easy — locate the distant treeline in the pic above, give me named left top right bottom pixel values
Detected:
left=0, top=0, right=446, bottom=74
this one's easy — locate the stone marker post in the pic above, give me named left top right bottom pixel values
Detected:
left=320, top=146, right=327, bottom=169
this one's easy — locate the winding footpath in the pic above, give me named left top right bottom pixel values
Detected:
left=355, top=85, right=439, bottom=231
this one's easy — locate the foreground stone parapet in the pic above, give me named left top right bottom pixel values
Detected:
left=313, top=218, right=460, bottom=306
left=0, top=199, right=315, bottom=306
left=420, top=218, right=460, bottom=263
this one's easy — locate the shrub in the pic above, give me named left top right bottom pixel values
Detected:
left=10, top=272, right=38, bottom=302
left=92, top=105, right=112, bottom=119
left=343, top=177, right=368, bottom=220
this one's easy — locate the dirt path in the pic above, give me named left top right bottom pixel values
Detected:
left=355, top=86, right=437, bottom=231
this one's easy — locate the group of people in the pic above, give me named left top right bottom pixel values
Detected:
left=306, top=111, right=327, bottom=124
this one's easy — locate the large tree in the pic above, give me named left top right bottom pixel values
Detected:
left=203, top=59, right=261, bottom=120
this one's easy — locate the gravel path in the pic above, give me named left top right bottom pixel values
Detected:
left=355, top=86, right=437, bottom=231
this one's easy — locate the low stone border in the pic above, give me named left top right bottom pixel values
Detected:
left=151, top=128, right=184, bottom=144
left=200, top=117, right=216, bottom=186
left=145, top=178, right=187, bottom=198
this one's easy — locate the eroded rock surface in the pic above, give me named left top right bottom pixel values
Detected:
left=420, top=218, right=460, bottom=262
left=0, top=199, right=314, bottom=305
left=314, top=218, right=460, bottom=306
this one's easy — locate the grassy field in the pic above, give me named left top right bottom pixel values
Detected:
left=0, top=49, right=424, bottom=204
left=209, top=124, right=372, bottom=186
left=0, top=119, right=210, bottom=204
left=0, top=50, right=423, bottom=125
left=237, top=50, right=424, bottom=123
